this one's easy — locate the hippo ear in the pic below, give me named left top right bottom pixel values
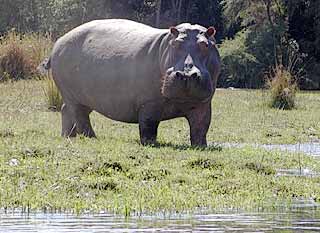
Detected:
left=170, top=27, right=179, bottom=38
left=206, top=27, right=216, bottom=38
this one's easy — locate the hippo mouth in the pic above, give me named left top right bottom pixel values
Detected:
left=161, top=73, right=213, bottom=102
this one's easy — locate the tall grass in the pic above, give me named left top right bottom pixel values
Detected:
left=0, top=31, right=52, bottom=81
left=266, top=39, right=304, bottom=110
left=267, top=64, right=298, bottom=110
left=43, top=75, right=63, bottom=111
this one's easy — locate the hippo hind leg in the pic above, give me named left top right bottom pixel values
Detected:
left=61, top=103, right=96, bottom=138
left=61, top=103, right=76, bottom=137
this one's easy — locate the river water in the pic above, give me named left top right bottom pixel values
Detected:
left=1, top=203, right=320, bottom=233
left=261, top=143, right=320, bottom=157
left=221, top=142, right=320, bottom=157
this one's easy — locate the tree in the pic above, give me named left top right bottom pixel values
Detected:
left=220, top=0, right=292, bottom=88
left=286, top=0, right=320, bottom=88
left=156, top=0, right=162, bottom=27
left=171, top=0, right=183, bottom=24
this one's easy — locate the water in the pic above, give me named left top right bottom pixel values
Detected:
left=1, top=205, right=320, bottom=233
left=221, top=142, right=320, bottom=157
left=220, top=142, right=320, bottom=177
left=276, top=168, right=320, bottom=177
left=260, top=143, right=320, bottom=157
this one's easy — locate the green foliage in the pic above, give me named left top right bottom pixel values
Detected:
left=220, top=0, right=309, bottom=89
left=267, top=65, right=298, bottom=110
left=287, top=0, right=320, bottom=61
left=286, top=0, right=320, bottom=89
left=221, top=0, right=248, bottom=29
left=219, top=30, right=261, bottom=88
left=178, top=0, right=223, bottom=37
left=0, top=0, right=223, bottom=38
left=220, top=0, right=320, bottom=89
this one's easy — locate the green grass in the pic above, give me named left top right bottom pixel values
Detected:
left=0, top=80, right=320, bottom=215
left=210, top=89, right=320, bottom=144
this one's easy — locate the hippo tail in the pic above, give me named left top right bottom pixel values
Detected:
left=37, top=57, right=51, bottom=75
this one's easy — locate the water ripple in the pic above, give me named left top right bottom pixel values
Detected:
left=1, top=208, right=320, bottom=233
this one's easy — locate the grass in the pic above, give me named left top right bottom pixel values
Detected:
left=0, top=80, right=320, bottom=215
left=43, top=75, right=63, bottom=111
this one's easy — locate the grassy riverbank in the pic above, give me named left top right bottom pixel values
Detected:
left=0, top=80, right=320, bottom=215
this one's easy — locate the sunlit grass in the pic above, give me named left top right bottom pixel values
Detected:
left=0, top=80, right=319, bottom=215
left=43, top=75, right=63, bottom=111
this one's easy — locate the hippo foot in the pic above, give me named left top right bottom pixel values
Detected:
left=78, top=126, right=96, bottom=138
left=191, top=139, right=207, bottom=148
left=139, top=121, right=159, bottom=146
left=61, top=103, right=96, bottom=138
left=140, top=137, right=157, bottom=146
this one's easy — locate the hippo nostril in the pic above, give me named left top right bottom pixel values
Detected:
left=191, top=73, right=199, bottom=79
left=176, top=71, right=184, bottom=79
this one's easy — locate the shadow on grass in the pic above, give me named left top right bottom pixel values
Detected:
left=133, top=140, right=223, bottom=152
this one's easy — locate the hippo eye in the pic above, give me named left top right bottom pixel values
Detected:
left=198, top=41, right=209, bottom=54
left=170, top=39, right=183, bottom=49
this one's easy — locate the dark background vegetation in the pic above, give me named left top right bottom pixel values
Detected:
left=0, top=0, right=319, bottom=89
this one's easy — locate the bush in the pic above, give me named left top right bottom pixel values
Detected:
left=0, top=31, right=52, bottom=81
left=23, top=33, right=53, bottom=73
left=43, top=75, right=63, bottom=111
left=267, top=65, right=298, bottom=110
left=219, top=30, right=262, bottom=88
left=0, top=33, right=32, bottom=81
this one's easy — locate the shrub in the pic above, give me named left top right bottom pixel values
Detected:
left=22, top=33, right=53, bottom=75
left=43, top=75, right=63, bottom=111
left=0, top=34, right=32, bottom=81
left=267, top=65, right=298, bottom=110
left=219, top=30, right=262, bottom=88
left=0, top=31, right=52, bottom=81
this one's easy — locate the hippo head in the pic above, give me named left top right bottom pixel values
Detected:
left=161, top=23, right=220, bottom=102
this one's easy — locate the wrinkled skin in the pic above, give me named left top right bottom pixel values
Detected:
left=46, top=19, right=221, bottom=147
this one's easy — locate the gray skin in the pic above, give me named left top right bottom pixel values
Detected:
left=45, top=19, right=221, bottom=147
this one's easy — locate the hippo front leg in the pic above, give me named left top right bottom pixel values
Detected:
left=138, top=103, right=161, bottom=145
left=186, top=102, right=211, bottom=147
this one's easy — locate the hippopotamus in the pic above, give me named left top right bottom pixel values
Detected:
left=44, top=19, right=221, bottom=147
